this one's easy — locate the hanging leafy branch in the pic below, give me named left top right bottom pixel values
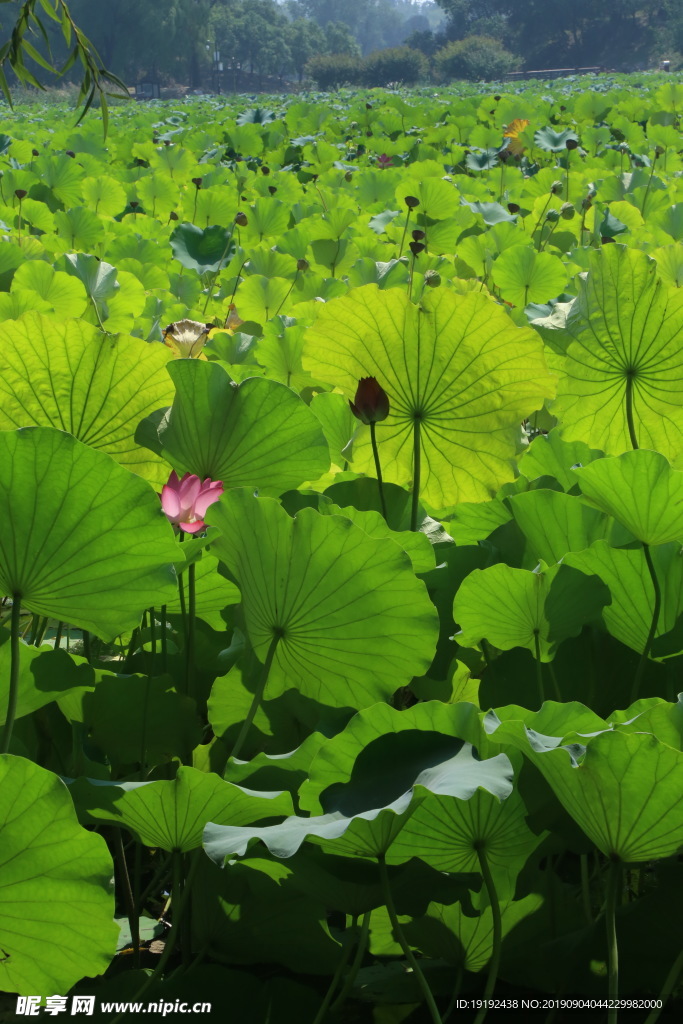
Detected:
left=0, top=0, right=128, bottom=133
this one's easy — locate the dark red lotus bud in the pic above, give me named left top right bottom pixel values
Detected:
left=235, top=211, right=248, bottom=226
left=494, top=95, right=501, bottom=102
left=268, top=185, right=277, bottom=195
left=169, top=211, right=179, bottom=221
left=404, top=195, right=420, bottom=209
left=409, top=240, right=425, bottom=256
left=508, top=202, right=520, bottom=214
left=32, top=149, right=39, bottom=157
left=565, top=138, right=579, bottom=151
left=14, top=189, right=27, bottom=200
left=65, top=150, right=75, bottom=158
left=192, top=177, right=202, bottom=188
left=412, top=229, right=425, bottom=241
left=349, top=377, right=390, bottom=425
left=261, top=165, right=270, bottom=175
left=130, top=200, right=139, bottom=209
left=296, top=258, right=309, bottom=271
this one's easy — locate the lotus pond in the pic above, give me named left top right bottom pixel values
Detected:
left=0, top=76, right=682, bottom=1022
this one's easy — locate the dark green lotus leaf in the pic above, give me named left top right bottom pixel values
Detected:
left=68, top=766, right=293, bottom=852
left=454, top=562, right=610, bottom=661
left=203, top=736, right=512, bottom=863
left=170, top=222, right=235, bottom=274
left=0, top=755, right=117, bottom=996
left=574, top=450, right=683, bottom=545
left=150, top=359, right=330, bottom=494
left=82, top=674, right=203, bottom=769
left=0, top=631, right=94, bottom=727
left=207, top=491, right=439, bottom=705
left=0, top=428, right=178, bottom=639
left=564, top=541, right=683, bottom=655
left=405, top=891, right=543, bottom=972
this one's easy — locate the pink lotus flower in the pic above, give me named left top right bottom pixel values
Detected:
left=377, top=153, right=393, bottom=169
left=161, top=470, right=223, bottom=534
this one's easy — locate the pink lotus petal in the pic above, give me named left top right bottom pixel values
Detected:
left=193, top=481, right=224, bottom=518
left=180, top=519, right=205, bottom=534
left=160, top=485, right=182, bottom=520
left=178, top=474, right=202, bottom=508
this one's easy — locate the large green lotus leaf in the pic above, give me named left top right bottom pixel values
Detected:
left=574, top=450, right=683, bottom=545
left=0, top=632, right=94, bottom=726
left=302, top=285, right=555, bottom=510
left=454, top=562, right=610, bottom=661
left=388, top=789, right=546, bottom=897
left=0, top=428, right=178, bottom=639
left=507, top=489, right=608, bottom=564
left=207, top=491, right=439, bottom=705
left=298, top=702, right=492, bottom=814
left=82, top=674, right=203, bottom=768
left=488, top=728, right=683, bottom=862
left=564, top=541, right=683, bottom=655
left=235, top=275, right=292, bottom=324
left=543, top=245, right=683, bottom=462
left=153, top=360, right=329, bottom=493
left=167, top=549, right=240, bottom=630
left=492, top=246, right=568, bottom=308
left=69, top=767, right=293, bottom=852
left=0, top=755, right=117, bottom=996
left=517, top=431, right=604, bottom=492
left=0, top=312, right=175, bottom=485
left=192, top=855, right=341, bottom=975
left=204, top=740, right=512, bottom=863
left=320, top=503, right=435, bottom=574
left=405, top=891, right=543, bottom=973
left=10, top=261, right=88, bottom=317
left=170, top=222, right=235, bottom=274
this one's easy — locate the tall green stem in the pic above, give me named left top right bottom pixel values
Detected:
left=631, top=543, right=661, bottom=704
left=229, top=635, right=280, bottom=761
left=114, top=830, right=138, bottom=960
left=1, top=593, right=22, bottom=754
left=643, top=944, right=683, bottom=1024
left=625, top=374, right=638, bottom=450
left=605, top=858, right=621, bottom=1024
left=378, top=854, right=443, bottom=1024
left=533, top=630, right=545, bottom=707
left=472, top=846, right=502, bottom=1024
left=330, top=911, right=371, bottom=1013
left=398, top=207, right=412, bottom=259
left=160, top=604, right=168, bottom=673
left=311, top=921, right=358, bottom=1024
left=369, top=421, right=388, bottom=521
left=186, top=563, right=196, bottom=697
left=410, top=417, right=422, bottom=532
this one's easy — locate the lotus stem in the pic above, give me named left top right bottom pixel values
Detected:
left=580, top=853, right=593, bottom=924
left=398, top=207, right=412, bottom=260
left=605, top=858, right=622, bottom=1024
left=411, top=416, right=422, bottom=532
left=472, top=845, right=502, bottom=1024
left=378, top=854, right=443, bottom=1024
left=229, top=634, right=280, bottom=761
left=114, top=829, right=138, bottom=961
left=644, top=944, right=683, bottom=1024
left=187, top=562, right=196, bottom=696
left=311, top=919, right=358, bottom=1024
left=533, top=630, right=545, bottom=706
left=0, top=593, right=22, bottom=754
left=625, top=374, right=639, bottom=451
left=631, top=543, right=661, bottom=705
left=160, top=604, right=168, bottom=672
left=329, top=911, right=371, bottom=1013
left=369, top=421, right=388, bottom=521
